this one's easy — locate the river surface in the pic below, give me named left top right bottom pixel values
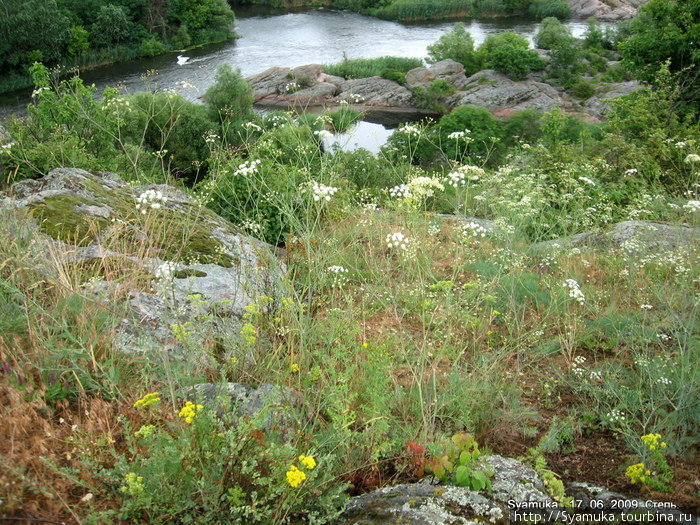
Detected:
left=0, top=8, right=599, bottom=151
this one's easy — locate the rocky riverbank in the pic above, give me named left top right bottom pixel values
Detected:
left=246, top=59, right=642, bottom=123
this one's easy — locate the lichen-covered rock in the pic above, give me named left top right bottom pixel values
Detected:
left=338, top=77, right=415, bottom=106
left=567, top=0, right=644, bottom=21
left=1, top=168, right=287, bottom=355
left=289, top=81, right=338, bottom=101
left=338, top=455, right=553, bottom=525
left=406, top=59, right=469, bottom=90
left=246, top=66, right=293, bottom=96
left=445, top=70, right=569, bottom=112
left=584, top=81, right=643, bottom=118
left=535, top=221, right=700, bottom=253
left=185, top=382, right=297, bottom=430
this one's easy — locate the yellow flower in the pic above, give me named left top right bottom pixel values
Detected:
left=286, top=465, right=306, bottom=488
left=290, top=363, right=300, bottom=373
left=625, top=462, right=646, bottom=484
left=641, top=433, right=663, bottom=450
left=133, top=392, right=161, bottom=409
left=299, top=455, right=316, bottom=470
left=178, top=401, right=204, bottom=424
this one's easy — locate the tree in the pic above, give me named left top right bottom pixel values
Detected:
left=0, top=0, right=71, bottom=73
left=90, top=4, right=138, bottom=48
left=618, top=0, right=700, bottom=83
left=427, top=23, right=483, bottom=76
left=171, top=0, right=235, bottom=45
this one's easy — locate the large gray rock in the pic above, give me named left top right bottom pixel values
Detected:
left=246, top=66, right=292, bottom=96
left=536, top=221, right=700, bottom=253
left=338, top=455, right=554, bottom=525
left=289, top=81, right=339, bottom=101
left=445, top=70, right=568, bottom=112
left=338, top=77, right=415, bottom=106
left=406, top=59, right=469, bottom=90
left=567, top=0, right=644, bottom=21
left=2, top=168, right=287, bottom=355
left=584, top=81, right=643, bottom=118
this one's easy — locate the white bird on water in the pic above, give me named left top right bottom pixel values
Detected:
left=176, top=55, right=190, bottom=65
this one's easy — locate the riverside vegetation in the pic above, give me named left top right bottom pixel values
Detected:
left=1, top=0, right=699, bottom=522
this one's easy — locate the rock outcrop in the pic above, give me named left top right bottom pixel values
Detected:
left=584, top=81, right=643, bottom=118
left=567, top=0, right=645, bottom=21
left=445, top=70, right=569, bottom=113
left=338, top=455, right=554, bottom=525
left=1, top=168, right=287, bottom=355
left=405, top=59, right=469, bottom=90
left=535, top=220, right=700, bottom=253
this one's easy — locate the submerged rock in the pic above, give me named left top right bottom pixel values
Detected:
left=2, top=168, right=287, bottom=355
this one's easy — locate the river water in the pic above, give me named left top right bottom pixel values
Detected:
left=0, top=8, right=597, bottom=151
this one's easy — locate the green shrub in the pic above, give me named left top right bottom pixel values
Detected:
left=324, top=56, right=423, bottom=79
left=529, top=0, right=572, bottom=19
left=534, top=17, right=573, bottom=50
left=503, top=109, right=544, bottom=146
left=483, top=43, right=546, bottom=80
left=570, top=78, right=596, bottom=100
left=412, top=79, right=456, bottom=111
left=137, top=37, right=167, bottom=58
left=328, top=106, right=361, bottom=132
left=381, top=68, right=407, bottom=84
left=438, top=105, right=503, bottom=158
left=427, top=23, right=483, bottom=75
left=202, top=64, right=253, bottom=124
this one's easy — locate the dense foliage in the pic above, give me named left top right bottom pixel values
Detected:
left=0, top=0, right=236, bottom=94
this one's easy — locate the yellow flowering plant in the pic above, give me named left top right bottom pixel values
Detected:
left=133, top=392, right=161, bottom=409
left=178, top=401, right=204, bottom=424
left=625, top=433, right=672, bottom=492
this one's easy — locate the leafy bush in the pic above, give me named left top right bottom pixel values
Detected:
left=438, top=105, right=503, bottom=158
left=534, top=17, right=573, bottom=50
left=412, top=79, right=456, bottom=111
left=426, top=23, right=483, bottom=75
left=202, top=64, right=253, bottom=124
left=483, top=43, right=546, bottom=80
left=529, top=0, right=572, bottom=20
left=324, top=56, right=423, bottom=79
left=570, top=78, right=596, bottom=100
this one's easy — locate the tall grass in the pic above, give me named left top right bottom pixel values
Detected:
left=324, top=56, right=423, bottom=80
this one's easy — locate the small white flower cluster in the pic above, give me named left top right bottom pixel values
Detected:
left=347, top=93, right=365, bottom=103
left=234, top=159, right=260, bottom=177
left=311, top=182, right=338, bottom=202
left=444, top=165, right=484, bottom=188
left=447, top=130, right=472, bottom=141
left=285, top=81, right=300, bottom=93
left=606, top=409, right=626, bottom=424
left=398, top=124, right=421, bottom=137
left=682, top=200, right=700, bottom=212
left=389, top=184, right=412, bottom=199
left=314, top=129, right=333, bottom=140
left=407, top=176, right=444, bottom=199
left=571, top=355, right=587, bottom=376
left=640, top=304, right=653, bottom=310
left=578, top=176, right=596, bottom=186
left=657, top=377, right=672, bottom=385
left=386, top=232, right=410, bottom=251
left=460, top=221, right=489, bottom=239
left=240, top=219, right=263, bottom=234
left=327, top=265, right=349, bottom=287
left=684, top=153, right=700, bottom=164
left=135, top=189, right=168, bottom=214
left=243, top=121, right=262, bottom=132
left=204, top=131, right=220, bottom=144
left=0, top=141, right=16, bottom=154
left=31, top=86, right=50, bottom=98
left=624, top=168, right=638, bottom=176
left=563, top=278, right=585, bottom=305
left=154, top=261, right=178, bottom=281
